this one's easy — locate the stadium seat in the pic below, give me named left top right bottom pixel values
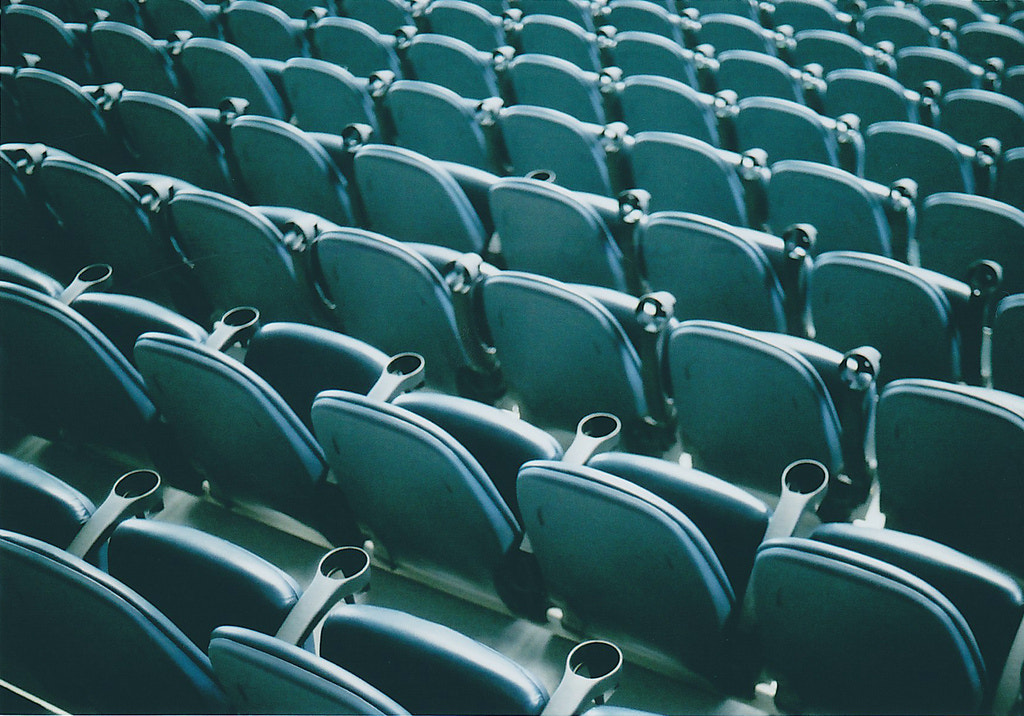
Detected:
left=506, top=53, right=611, bottom=125
left=991, top=293, right=1024, bottom=396
left=603, top=0, right=687, bottom=45
left=608, top=30, right=701, bottom=88
left=809, top=251, right=996, bottom=384
left=282, top=57, right=383, bottom=137
left=750, top=525, right=1024, bottom=714
left=353, top=144, right=490, bottom=253
left=516, top=13, right=603, bottom=73
left=957, top=21, right=1024, bottom=68
left=423, top=0, right=507, bottom=52
left=307, top=16, right=404, bottom=78
left=942, top=89, right=1024, bottom=150
left=405, top=33, right=503, bottom=101
left=896, top=46, right=980, bottom=94
left=859, top=4, right=936, bottom=51
left=667, top=320, right=878, bottom=510
left=997, top=146, right=1024, bottom=211
left=617, top=75, right=723, bottom=145
left=89, top=21, right=186, bottom=100
left=917, top=192, right=1024, bottom=295
left=489, top=176, right=630, bottom=291
left=221, top=0, right=306, bottom=61
left=770, top=0, right=850, bottom=33
left=178, top=37, right=288, bottom=119
left=792, top=29, right=877, bottom=75
left=823, top=68, right=922, bottom=128
left=716, top=50, right=807, bottom=104
left=339, top=0, right=414, bottom=34
left=0, top=530, right=229, bottom=714
left=875, top=379, right=1024, bottom=575
left=697, top=12, right=777, bottom=55
left=734, top=96, right=861, bottom=172
left=1, top=5, right=94, bottom=83
left=767, top=159, right=912, bottom=259
left=631, top=131, right=761, bottom=227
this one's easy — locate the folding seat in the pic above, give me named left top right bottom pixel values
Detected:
left=133, top=319, right=388, bottom=541
left=942, top=88, right=1024, bottom=149
left=875, top=379, right=1024, bottom=575
left=310, top=386, right=562, bottom=614
left=809, top=251, right=997, bottom=385
left=227, top=115, right=355, bottom=225
left=1004, top=65, right=1024, bottom=105
left=517, top=456, right=772, bottom=688
left=423, top=0, right=507, bottom=52
left=918, top=192, right=1024, bottom=295
left=823, top=68, right=921, bottom=128
left=310, top=227, right=501, bottom=395
left=178, top=37, right=289, bottom=119
left=384, top=79, right=502, bottom=173
left=991, top=293, right=1024, bottom=396
left=489, top=176, right=630, bottom=291
left=0, top=255, right=66, bottom=296
left=163, top=190, right=331, bottom=323
left=696, top=12, right=778, bottom=55
left=339, top=0, right=415, bottom=34
left=499, top=104, right=627, bottom=196
left=517, top=0, right=597, bottom=31
left=715, top=49, right=807, bottom=103
left=516, top=13, right=603, bottom=73
left=636, top=211, right=807, bottom=333
left=139, top=0, right=221, bottom=37
left=602, top=0, right=687, bottom=45
left=282, top=57, right=382, bottom=137
left=221, top=0, right=307, bottom=61
left=506, top=53, right=610, bottom=124
left=958, top=21, right=1024, bottom=67
left=859, top=4, right=937, bottom=51
left=896, top=45, right=979, bottom=94
left=0, top=530, right=229, bottom=714
left=0, top=456, right=163, bottom=565
left=115, top=90, right=239, bottom=196
left=608, top=30, right=702, bottom=88
left=405, top=33, right=503, bottom=101
left=768, top=159, right=911, bottom=258
left=88, top=21, right=187, bottom=101
left=667, top=319, right=879, bottom=509
left=213, top=608, right=622, bottom=714
left=478, top=272, right=674, bottom=449
left=688, top=0, right=760, bottom=22
left=8, top=68, right=134, bottom=172
left=792, top=29, right=878, bottom=75
left=1, top=4, right=94, bottom=83
left=26, top=153, right=196, bottom=306
left=997, top=145, right=1024, bottom=211
left=919, top=0, right=987, bottom=27
left=750, top=524, right=1024, bottom=714
left=618, top=75, right=722, bottom=145
left=631, top=131, right=761, bottom=227
left=734, top=95, right=861, bottom=172
left=0, top=282, right=163, bottom=455
left=352, top=144, right=489, bottom=253
left=307, top=17, right=404, bottom=78
left=864, top=121, right=982, bottom=202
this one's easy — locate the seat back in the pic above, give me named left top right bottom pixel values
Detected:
left=117, top=90, right=237, bottom=195
left=489, top=177, right=628, bottom=290
left=618, top=75, right=719, bottom=144
left=353, top=144, right=488, bottom=253
left=222, top=0, right=305, bottom=61
left=0, top=282, right=158, bottom=451
left=942, top=89, right=1024, bottom=150
left=424, top=0, right=506, bottom=52
left=90, top=21, right=185, bottom=100
left=507, top=53, right=606, bottom=125
left=283, top=57, right=380, bottom=136
left=824, top=68, right=917, bottom=128
left=209, top=625, right=407, bottom=715
left=229, top=115, right=355, bottom=224
left=918, top=192, right=1024, bottom=295
left=134, top=332, right=329, bottom=513
left=717, top=50, right=803, bottom=103
left=518, top=13, right=602, bottom=73
left=311, top=228, right=478, bottom=393
left=638, top=212, right=788, bottom=332
left=632, top=131, right=748, bottom=225
left=499, top=104, right=615, bottom=196
left=310, top=17, right=403, bottom=77
left=735, top=96, right=839, bottom=167
left=479, top=271, right=648, bottom=432
left=517, top=460, right=738, bottom=682
left=864, top=121, right=973, bottom=201
left=667, top=320, right=849, bottom=496
left=610, top=30, right=699, bottom=87
left=750, top=536, right=986, bottom=714
left=406, top=33, right=501, bottom=101
left=179, top=37, right=287, bottom=118
left=311, top=391, right=522, bottom=602
left=0, top=530, right=228, bottom=714
left=875, top=379, right=1024, bottom=575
